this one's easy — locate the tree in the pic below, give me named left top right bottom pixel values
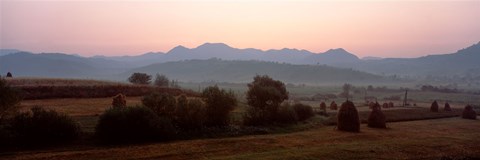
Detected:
left=176, top=97, right=206, bottom=130
left=141, top=92, right=177, bottom=117
left=128, top=73, right=151, bottom=85
left=154, top=74, right=169, bottom=87
left=339, top=83, right=352, bottom=101
left=0, top=78, right=22, bottom=121
left=202, top=85, right=237, bottom=127
left=245, top=75, right=288, bottom=125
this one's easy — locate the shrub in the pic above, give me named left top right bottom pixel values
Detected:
left=368, top=102, right=386, bottom=128
left=430, top=101, right=439, bottom=112
left=154, top=74, right=169, bottom=87
left=275, top=104, right=298, bottom=124
left=95, top=106, right=175, bottom=143
left=330, top=101, right=338, bottom=110
left=176, top=98, right=206, bottom=130
left=10, top=107, right=81, bottom=146
left=202, top=86, right=237, bottom=127
left=462, top=105, right=477, bottom=120
left=337, top=101, right=360, bottom=132
left=245, top=75, right=288, bottom=125
left=0, top=78, right=22, bottom=121
left=112, top=93, right=127, bottom=108
left=142, top=92, right=177, bottom=117
left=243, top=107, right=266, bottom=126
left=293, top=103, right=314, bottom=121
left=444, top=102, right=452, bottom=111
left=128, top=72, right=151, bottom=85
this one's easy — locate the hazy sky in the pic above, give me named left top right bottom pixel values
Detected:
left=1, top=0, right=479, bottom=58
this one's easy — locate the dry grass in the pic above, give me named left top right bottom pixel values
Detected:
left=2, top=117, right=479, bottom=160
left=6, top=78, right=198, bottom=100
left=19, top=97, right=144, bottom=116
left=5, top=78, right=124, bottom=87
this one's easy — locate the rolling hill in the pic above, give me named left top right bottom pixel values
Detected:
left=123, top=58, right=385, bottom=84
left=1, top=42, right=479, bottom=84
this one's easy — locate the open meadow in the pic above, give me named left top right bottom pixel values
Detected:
left=1, top=78, right=478, bottom=160
left=2, top=117, right=479, bottom=160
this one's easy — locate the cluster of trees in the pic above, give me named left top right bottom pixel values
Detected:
left=243, top=75, right=314, bottom=126
left=420, top=85, right=459, bottom=93
left=1, top=78, right=81, bottom=148
left=95, top=85, right=237, bottom=143
left=128, top=73, right=179, bottom=88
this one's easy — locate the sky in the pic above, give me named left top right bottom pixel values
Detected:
left=1, top=0, right=479, bottom=58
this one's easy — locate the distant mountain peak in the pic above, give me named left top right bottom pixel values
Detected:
left=457, top=42, right=480, bottom=54
left=196, top=42, right=232, bottom=49
left=168, top=45, right=189, bottom=53
left=325, top=48, right=348, bottom=53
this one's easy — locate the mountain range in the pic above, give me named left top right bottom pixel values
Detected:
left=1, top=42, right=479, bottom=84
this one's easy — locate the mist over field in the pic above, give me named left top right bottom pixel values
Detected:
left=1, top=42, right=480, bottom=88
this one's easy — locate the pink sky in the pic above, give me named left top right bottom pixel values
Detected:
left=1, top=0, right=479, bottom=58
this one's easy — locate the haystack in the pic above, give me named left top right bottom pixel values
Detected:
left=337, top=101, right=360, bottom=132
left=444, top=102, right=452, bottom=111
left=368, top=102, right=375, bottom=109
left=462, top=105, right=477, bottom=120
left=368, top=102, right=386, bottom=128
left=112, top=93, right=127, bottom=108
left=382, top=103, right=389, bottom=108
left=320, top=102, right=327, bottom=112
left=430, top=100, right=439, bottom=112
left=330, top=101, right=338, bottom=110
left=388, top=102, right=394, bottom=108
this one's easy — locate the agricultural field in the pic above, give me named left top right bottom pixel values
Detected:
left=1, top=78, right=479, bottom=159
left=2, top=118, right=479, bottom=160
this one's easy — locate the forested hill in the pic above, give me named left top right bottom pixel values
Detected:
left=124, top=58, right=386, bottom=84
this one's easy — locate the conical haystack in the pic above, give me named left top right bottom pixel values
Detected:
left=337, top=101, right=360, bottom=132
left=330, top=101, right=338, bottom=110
left=462, top=105, right=477, bottom=120
left=112, top=93, right=127, bottom=108
left=368, top=102, right=386, bottom=128
left=430, top=101, right=439, bottom=112
left=444, top=102, right=452, bottom=111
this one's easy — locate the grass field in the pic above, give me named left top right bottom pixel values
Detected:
left=2, top=117, right=479, bottom=160
left=4, top=78, right=479, bottom=159
left=18, top=97, right=467, bottom=134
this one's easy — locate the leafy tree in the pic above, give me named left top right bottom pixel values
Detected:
left=339, top=83, right=352, bottom=101
left=154, top=74, right=169, bottom=87
left=202, top=85, right=237, bottom=127
left=142, top=92, right=177, bottom=117
left=0, top=78, right=22, bottom=121
left=128, top=73, right=151, bottom=85
left=176, top=97, right=205, bottom=130
left=245, top=75, right=288, bottom=125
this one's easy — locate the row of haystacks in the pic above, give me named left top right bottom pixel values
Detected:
left=336, top=100, right=477, bottom=132
left=430, top=101, right=471, bottom=113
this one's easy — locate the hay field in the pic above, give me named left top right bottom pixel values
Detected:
left=3, top=118, right=479, bottom=160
